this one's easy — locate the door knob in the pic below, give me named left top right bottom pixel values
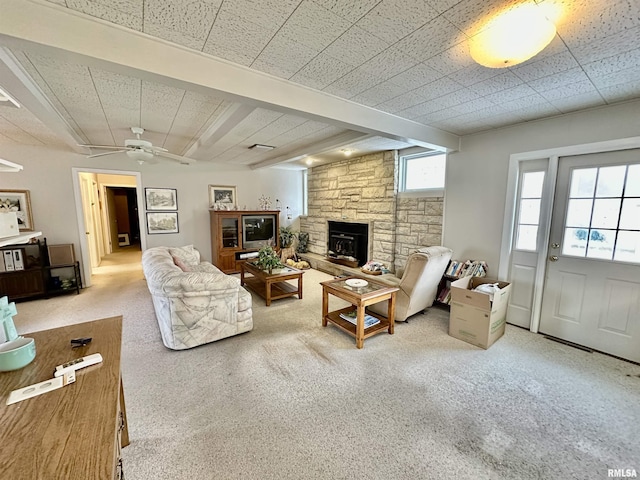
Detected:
left=549, top=255, right=558, bottom=262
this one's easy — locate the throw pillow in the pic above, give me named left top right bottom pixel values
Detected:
left=172, top=256, right=191, bottom=272
left=169, top=245, right=200, bottom=266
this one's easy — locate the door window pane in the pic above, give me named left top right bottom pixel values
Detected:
left=566, top=199, right=593, bottom=227
left=625, top=165, right=640, bottom=196
left=519, top=199, right=541, bottom=224
left=619, top=198, right=640, bottom=230
left=586, top=229, right=615, bottom=260
left=595, top=165, right=626, bottom=197
left=515, top=170, right=545, bottom=251
left=569, top=168, right=596, bottom=198
left=516, top=225, right=538, bottom=250
left=614, top=231, right=640, bottom=263
left=522, top=171, right=545, bottom=197
left=562, top=228, right=588, bottom=257
left=591, top=198, right=621, bottom=229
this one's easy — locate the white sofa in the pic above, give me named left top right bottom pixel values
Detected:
left=142, top=245, right=253, bottom=350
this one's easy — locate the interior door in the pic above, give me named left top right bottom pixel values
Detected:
left=80, top=175, right=99, bottom=269
left=539, top=150, right=640, bottom=362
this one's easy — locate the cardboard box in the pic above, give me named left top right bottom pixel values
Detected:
left=449, top=276, right=512, bottom=349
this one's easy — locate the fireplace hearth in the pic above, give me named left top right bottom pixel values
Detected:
left=327, top=221, right=369, bottom=267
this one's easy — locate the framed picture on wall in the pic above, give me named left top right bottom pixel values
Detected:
left=209, top=185, right=236, bottom=209
left=146, top=212, right=179, bottom=234
left=145, top=187, right=178, bottom=211
left=0, top=189, right=33, bottom=231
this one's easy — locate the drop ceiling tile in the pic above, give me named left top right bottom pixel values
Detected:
left=246, top=114, right=309, bottom=144
left=290, top=53, right=353, bottom=90
left=0, top=115, right=44, bottom=145
left=590, top=65, right=640, bottom=89
left=143, top=0, right=220, bottom=49
left=377, top=91, right=430, bottom=114
left=202, top=10, right=275, bottom=66
left=254, top=33, right=322, bottom=78
left=388, top=63, right=445, bottom=90
left=428, top=88, right=482, bottom=109
left=512, top=103, right=562, bottom=121
left=483, top=84, right=538, bottom=105
left=25, top=53, right=91, bottom=79
left=468, top=71, right=523, bottom=97
left=356, top=0, right=439, bottom=44
left=357, top=46, right=418, bottom=84
left=140, top=82, right=184, bottom=139
left=323, top=66, right=381, bottom=98
left=398, top=98, right=448, bottom=119
left=549, top=0, right=640, bottom=48
left=549, top=92, right=606, bottom=113
left=499, top=93, right=554, bottom=112
left=599, top=81, right=640, bottom=103
left=350, top=81, right=408, bottom=107
left=221, top=0, right=300, bottom=32
left=538, top=79, right=598, bottom=102
left=312, top=0, right=379, bottom=22
left=251, top=58, right=302, bottom=80
left=448, top=64, right=502, bottom=87
left=425, top=41, right=475, bottom=75
left=442, top=0, right=521, bottom=36
left=582, top=48, right=640, bottom=78
left=324, top=26, right=390, bottom=67
left=65, top=0, right=143, bottom=31
left=143, top=22, right=206, bottom=51
left=394, top=15, right=464, bottom=62
left=45, top=0, right=67, bottom=5
left=512, top=50, right=580, bottom=83
left=412, top=77, right=463, bottom=102
left=526, top=68, right=591, bottom=93
left=426, top=0, right=465, bottom=14
left=278, top=1, right=352, bottom=51
left=570, top=26, right=640, bottom=64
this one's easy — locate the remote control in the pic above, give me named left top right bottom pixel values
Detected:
left=54, top=353, right=103, bottom=377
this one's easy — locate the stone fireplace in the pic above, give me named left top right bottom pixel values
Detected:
left=327, top=221, right=369, bottom=266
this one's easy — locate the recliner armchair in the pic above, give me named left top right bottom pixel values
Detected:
left=368, top=246, right=453, bottom=322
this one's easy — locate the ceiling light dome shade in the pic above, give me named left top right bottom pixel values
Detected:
left=126, top=149, right=154, bottom=164
left=469, top=3, right=557, bottom=68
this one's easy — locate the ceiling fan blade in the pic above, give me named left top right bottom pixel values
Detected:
left=154, top=150, right=197, bottom=165
left=79, top=144, right=126, bottom=150
left=149, top=145, right=168, bottom=153
left=88, top=150, right=129, bottom=159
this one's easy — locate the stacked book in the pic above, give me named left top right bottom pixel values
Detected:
left=445, top=260, right=488, bottom=278
left=339, top=310, right=380, bottom=328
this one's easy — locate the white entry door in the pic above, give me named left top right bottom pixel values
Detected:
left=539, top=150, right=640, bottom=363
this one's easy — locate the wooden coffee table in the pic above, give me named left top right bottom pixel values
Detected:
left=321, top=276, right=399, bottom=349
left=241, top=262, right=305, bottom=306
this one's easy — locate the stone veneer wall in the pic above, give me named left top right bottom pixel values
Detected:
left=300, top=150, right=444, bottom=273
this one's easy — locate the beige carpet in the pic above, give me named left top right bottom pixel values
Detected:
left=12, top=249, right=640, bottom=479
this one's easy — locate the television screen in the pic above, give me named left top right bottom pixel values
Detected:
left=242, top=215, right=276, bottom=248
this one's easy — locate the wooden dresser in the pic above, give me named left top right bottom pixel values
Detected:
left=0, top=316, right=129, bottom=479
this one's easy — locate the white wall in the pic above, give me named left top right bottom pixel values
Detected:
left=0, top=146, right=304, bottom=265
left=444, top=99, right=640, bottom=274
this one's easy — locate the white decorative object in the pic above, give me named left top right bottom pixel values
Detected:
left=0, top=212, right=19, bottom=238
left=258, top=195, right=272, bottom=210
left=345, top=279, right=368, bottom=288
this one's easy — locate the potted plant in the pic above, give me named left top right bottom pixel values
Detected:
left=296, top=232, right=309, bottom=253
left=279, top=226, right=297, bottom=248
left=254, top=246, right=283, bottom=274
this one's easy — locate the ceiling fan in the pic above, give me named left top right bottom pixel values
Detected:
left=79, top=127, right=196, bottom=165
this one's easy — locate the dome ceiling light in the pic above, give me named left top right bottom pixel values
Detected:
left=469, top=3, right=558, bottom=68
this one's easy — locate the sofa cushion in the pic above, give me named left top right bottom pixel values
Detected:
left=191, top=263, right=223, bottom=275
left=238, top=287, right=252, bottom=312
left=169, top=245, right=200, bottom=266
left=172, top=256, right=191, bottom=272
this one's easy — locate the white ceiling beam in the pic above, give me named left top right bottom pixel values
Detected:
left=183, top=104, right=255, bottom=160
left=250, top=131, right=371, bottom=170
left=0, top=47, right=86, bottom=151
left=0, top=0, right=460, bottom=153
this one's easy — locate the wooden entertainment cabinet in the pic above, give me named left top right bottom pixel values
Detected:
left=210, top=210, right=280, bottom=274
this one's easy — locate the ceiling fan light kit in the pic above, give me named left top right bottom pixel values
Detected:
left=80, top=127, right=196, bottom=165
